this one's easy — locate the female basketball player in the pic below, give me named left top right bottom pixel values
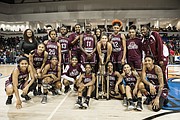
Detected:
left=41, top=55, right=62, bottom=104
left=29, top=43, right=48, bottom=95
left=69, top=24, right=81, bottom=62
left=79, top=23, right=97, bottom=69
left=109, top=19, right=126, bottom=72
left=139, top=55, right=169, bottom=112
left=61, top=56, right=85, bottom=93
left=116, top=63, right=142, bottom=111
left=44, top=30, right=61, bottom=66
left=5, top=57, right=36, bottom=109
left=58, top=26, right=71, bottom=68
left=75, top=64, right=96, bottom=109
left=97, top=34, right=112, bottom=65
left=126, top=25, right=142, bottom=72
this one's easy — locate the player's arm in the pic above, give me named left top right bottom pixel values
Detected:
left=115, top=71, right=124, bottom=85
left=97, top=42, right=103, bottom=64
left=121, top=34, right=126, bottom=64
left=133, top=70, right=141, bottom=90
left=141, top=62, right=150, bottom=86
left=41, top=64, right=51, bottom=78
left=84, top=73, right=96, bottom=87
left=56, top=66, right=61, bottom=81
left=27, top=65, right=35, bottom=88
left=12, top=69, right=21, bottom=102
left=79, top=34, right=88, bottom=56
left=40, top=51, right=48, bottom=72
left=57, top=42, right=62, bottom=66
left=76, top=73, right=84, bottom=86
left=154, top=32, right=164, bottom=63
left=105, top=42, right=112, bottom=64
left=91, top=35, right=97, bottom=55
left=71, top=35, right=80, bottom=45
left=155, top=65, right=164, bottom=99
left=114, top=71, right=124, bottom=93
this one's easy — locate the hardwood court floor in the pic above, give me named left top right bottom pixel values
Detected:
left=0, top=64, right=180, bottom=120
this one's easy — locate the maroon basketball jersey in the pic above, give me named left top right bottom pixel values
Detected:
left=107, top=72, right=117, bottom=88
left=7, top=67, right=29, bottom=85
left=83, top=73, right=92, bottom=84
left=58, top=36, right=70, bottom=53
left=47, top=64, right=58, bottom=77
left=82, top=33, right=95, bottom=53
left=101, top=43, right=107, bottom=54
left=46, top=40, right=58, bottom=60
left=33, top=49, right=44, bottom=68
left=68, top=32, right=80, bottom=51
left=146, top=66, right=159, bottom=85
left=110, top=33, right=123, bottom=52
left=124, top=72, right=137, bottom=87
left=63, top=63, right=85, bottom=79
left=126, top=38, right=142, bottom=60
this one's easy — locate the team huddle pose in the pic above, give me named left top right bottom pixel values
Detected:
left=5, top=19, right=169, bottom=112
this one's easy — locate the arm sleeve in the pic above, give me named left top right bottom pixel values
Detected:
left=153, top=32, right=164, bottom=61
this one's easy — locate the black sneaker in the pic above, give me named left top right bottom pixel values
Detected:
left=143, top=97, right=151, bottom=105
left=64, top=86, right=70, bottom=94
left=41, top=95, right=47, bottom=104
left=123, top=97, right=128, bottom=107
left=73, top=84, right=78, bottom=92
left=128, top=101, right=135, bottom=110
left=37, top=89, right=42, bottom=95
left=75, top=98, right=82, bottom=108
left=21, top=94, right=31, bottom=101
left=33, top=89, right=37, bottom=96
left=6, top=95, right=13, bottom=105
left=136, top=102, right=143, bottom=111
left=82, top=99, right=89, bottom=109
left=51, top=90, right=57, bottom=96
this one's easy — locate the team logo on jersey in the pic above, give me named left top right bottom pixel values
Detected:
left=128, top=42, right=138, bottom=49
left=69, top=69, right=79, bottom=76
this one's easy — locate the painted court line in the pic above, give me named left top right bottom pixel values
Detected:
left=47, top=91, right=71, bottom=120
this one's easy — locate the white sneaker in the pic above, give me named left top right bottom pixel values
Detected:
left=55, top=89, right=63, bottom=95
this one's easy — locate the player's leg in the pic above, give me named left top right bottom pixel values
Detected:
left=63, top=79, right=71, bottom=94
left=75, top=83, right=85, bottom=108
left=41, top=77, right=52, bottom=104
left=83, top=85, right=95, bottom=108
left=126, top=86, right=135, bottom=110
left=5, top=83, right=14, bottom=105
left=136, top=90, right=143, bottom=111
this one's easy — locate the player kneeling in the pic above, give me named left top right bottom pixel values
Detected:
left=116, top=63, right=143, bottom=111
left=75, top=64, right=96, bottom=109
left=41, top=55, right=62, bottom=104
left=5, top=57, right=36, bottom=109
left=139, top=55, right=168, bottom=112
